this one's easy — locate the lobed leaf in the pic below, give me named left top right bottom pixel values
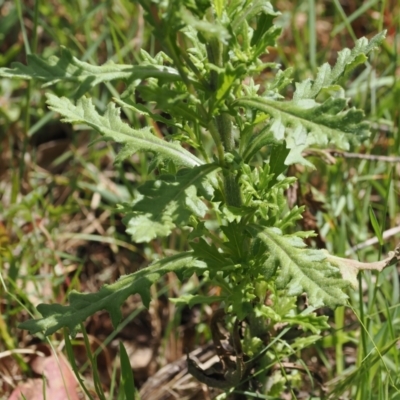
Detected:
left=190, top=237, right=234, bottom=273
left=294, top=31, right=386, bottom=100
left=258, top=228, right=349, bottom=308
left=19, top=253, right=205, bottom=336
left=282, top=312, right=329, bottom=334
left=122, top=165, right=218, bottom=242
left=230, top=0, right=278, bottom=32
left=45, top=94, right=203, bottom=168
left=235, top=96, right=369, bottom=167
left=0, top=47, right=182, bottom=97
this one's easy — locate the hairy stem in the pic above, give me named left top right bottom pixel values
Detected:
left=206, top=34, right=241, bottom=206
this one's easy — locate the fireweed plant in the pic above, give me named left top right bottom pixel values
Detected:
left=1, top=0, right=397, bottom=397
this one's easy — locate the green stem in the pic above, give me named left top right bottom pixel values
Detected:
left=357, top=273, right=370, bottom=399
left=164, top=35, right=193, bottom=90
left=223, top=173, right=242, bottom=207
left=206, top=37, right=222, bottom=91
left=216, top=113, right=234, bottom=152
left=215, top=114, right=241, bottom=206
left=207, top=120, right=225, bottom=163
left=334, top=306, right=344, bottom=375
left=206, top=33, right=242, bottom=207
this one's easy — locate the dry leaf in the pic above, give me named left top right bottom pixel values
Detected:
left=8, top=349, right=79, bottom=400
left=326, top=243, right=400, bottom=288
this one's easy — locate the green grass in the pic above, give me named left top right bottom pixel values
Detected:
left=1, top=0, right=400, bottom=399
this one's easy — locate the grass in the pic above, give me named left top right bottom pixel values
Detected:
left=0, top=0, right=399, bottom=399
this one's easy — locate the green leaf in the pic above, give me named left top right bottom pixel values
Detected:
left=368, top=205, right=383, bottom=246
left=221, top=222, right=249, bottom=260
left=45, top=94, right=203, bottom=168
left=268, top=68, right=293, bottom=93
left=241, top=126, right=275, bottom=163
left=227, top=281, right=256, bottom=320
left=294, top=31, right=386, bottom=100
left=113, top=97, right=176, bottom=127
left=291, top=335, right=323, bottom=351
left=19, top=252, right=205, bottom=336
left=0, top=47, right=183, bottom=98
left=268, top=142, right=290, bottom=184
left=230, top=0, right=278, bottom=32
left=235, top=96, right=369, bottom=167
left=212, top=0, right=224, bottom=18
left=190, top=237, right=233, bottom=272
left=258, top=228, right=349, bottom=308
left=119, top=342, right=140, bottom=400
left=214, top=64, right=240, bottom=104
left=282, top=312, right=329, bottom=334
left=234, top=33, right=385, bottom=166
left=254, top=304, right=281, bottom=321
left=251, top=12, right=274, bottom=45
left=252, top=25, right=282, bottom=59
left=329, top=338, right=398, bottom=399
left=122, top=165, right=217, bottom=242
left=170, top=294, right=223, bottom=307
left=181, top=9, right=230, bottom=44
left=137, top=83, right=202, bottom=125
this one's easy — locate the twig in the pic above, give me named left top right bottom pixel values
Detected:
left=303, top=149, right=400, bottom=164
left=328, top=150, right=400, bottom=163
left=346, top=226, right=400, bottom=255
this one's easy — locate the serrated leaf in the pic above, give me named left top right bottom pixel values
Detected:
left=45, top=94, right=203, bottom=168
left=294, top=31, right=386, bottom=100
left=227, top=281, right=256, bottom=319
left=231, top=0, right=278, bottom=31
left=252, top=25, right=282, bottom=59
left=215, top=66, right=239, bottom=104
left=293, top=31, right=386, bottom=102
left=19, top=252, right=205, bottom=336
left=123, top=165, right=218, bottom=242
left=234, top=33, right=385, bottom=166
left=0, top=47, right=182, bottom=97
left=138, top=84, right=202, bottom=125
left=254, top=304, right=281, bottom=321
left=235, top=96, right=369, bottom=166
left=258, top=228, right=349, bottom=308
left=282, top=312, right=329, bottom=334
left=190, top=237, right=232, bottom=271
left=220, top=222, right=248, bottom=260
left=251, top=11, right=277, bottom=46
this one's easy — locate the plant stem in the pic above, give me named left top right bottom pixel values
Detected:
left=207, top=120, right=226, bottom=163
left=216, top=113, right=234, bottom=152
left=206, top=32, right=242, bottom=207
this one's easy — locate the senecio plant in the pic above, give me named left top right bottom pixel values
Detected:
left=2, top=0, right=396, bottom=397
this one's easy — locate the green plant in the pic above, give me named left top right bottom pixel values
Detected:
left=1, top=0, right=395, bottom=397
